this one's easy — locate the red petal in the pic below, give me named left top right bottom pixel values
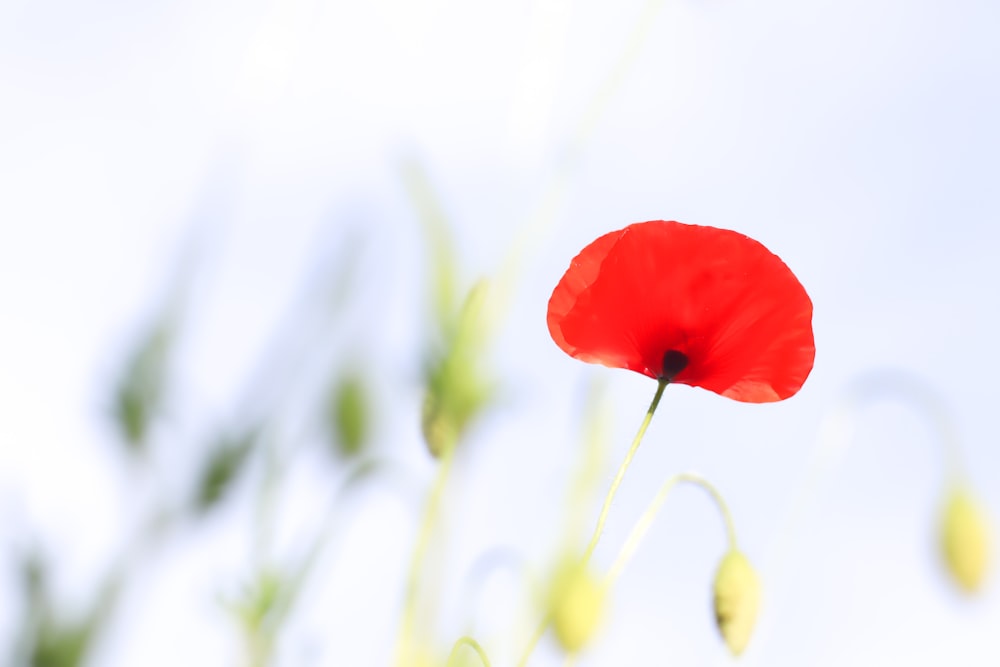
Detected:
left=547, top=221, right=815, bottom=403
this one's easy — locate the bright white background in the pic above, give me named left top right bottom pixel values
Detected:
left=2, top=0, right=1000, bottom=665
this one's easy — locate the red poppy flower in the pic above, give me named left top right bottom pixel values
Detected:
left=547, top=220, right=814, bottom=402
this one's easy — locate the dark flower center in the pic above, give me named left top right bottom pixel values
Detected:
left=660, top=349, right=689, bottom=381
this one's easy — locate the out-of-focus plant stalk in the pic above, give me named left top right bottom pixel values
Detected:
left=394, top=442, right=458, bottom=665
left=492, top=0, right=669, bottom=328
left=445, top=635, right=491, bottom=667
left=767, top=369, right=972, bottom=578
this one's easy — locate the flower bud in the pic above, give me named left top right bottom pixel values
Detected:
left=548, top=558, right=605, bottom=654
left=421, top=281, right=493, bottom=458
left=940, top=486, right=991, bottom=593
left=327, top=372, right=370, bottom=459
left=712, top=549, right=761, bottom=656
left=421, top=388, right=458, bottom=458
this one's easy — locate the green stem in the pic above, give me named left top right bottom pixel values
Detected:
left=515, top=380, right=667, bottom=667
left=393, top=443, right=457, bottom=665
left=583, top=379, right=668, bottom=562
left=515, top=616, right=550, bottom=667
left=767, top=368, right=967, bottom=574
left=606, top=472, right=738, bottom=585
left=446, top=636, right=491, bottom=667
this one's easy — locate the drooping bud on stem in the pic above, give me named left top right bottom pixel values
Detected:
left=940, top=485, right=991, bottom=593
left=712, top=549, right=761, bottom=656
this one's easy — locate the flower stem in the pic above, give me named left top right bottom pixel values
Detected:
left=766, top=368, right=967, bottom=574
left=446, top=636, right=491, bottom=667
left=515, top=379, right=667, bottom=667
left=583, top=378, right=668, bottom=562
left=515, top=616, right=550, bottom=667
left=606, top=472, right=738, bottom=585
left=394, top=443, right=457, bottom=665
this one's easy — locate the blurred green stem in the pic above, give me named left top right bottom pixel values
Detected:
left=394, top=443, right=457, bottom=665
left=515, top=616, right=550, bottom=667
left=767, top=368, right=967, bottom=574
left=445, top=636, right=491, bottom=667
left=492, top=0, right=667, bottom=325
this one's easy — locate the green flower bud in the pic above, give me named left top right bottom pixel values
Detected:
left=940, top=486, right=991, bottom=593
left=113, top=321, right=172, bottom=452
left=421, top=388, right=459, bottom=459
left=713, top=549, right=761, bottom=656
left=328, top=372, right=370, bottom=459
left=194, top=431, right=256, bottom=513
left=421, top=281, right=493, bottom=458
left=548, top=558, right=605, bottom=654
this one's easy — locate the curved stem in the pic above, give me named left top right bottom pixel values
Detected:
left=457, top=547, right=532, bottom=633
left=491, top=0, right=669, bottom=328
left=607, top=472, right=738, bottom=585
left=583, top=379, right=668, bottom=562
left=766, top=368, right=966, bottom=573
left=393, top=444, right=457, bottom=665
left=572, top=0, right=666, bottom=145
left=515, top=616, right=550, bottom=667
left=446, top=636, right=491, bottom=667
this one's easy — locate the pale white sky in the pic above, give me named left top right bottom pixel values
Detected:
left=1, top=0, right=999, bottom=665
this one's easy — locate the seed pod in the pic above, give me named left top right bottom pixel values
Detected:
left=548, top=558, right=605, bottom=654
left=940, top=486, right=991, bottom=593
left=713, top=549, right=761, bottom=656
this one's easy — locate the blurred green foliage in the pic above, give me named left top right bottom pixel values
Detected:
left=402, top=158, right=496, bottom=459
left=402, top=159, right=458, bottom=332
left=194, top=430, right=258, bottom=514
left=422, top=281, right=494, bottom=458
left=112, top=319, right=173, bottom=452
left=28, top=621, right=93, bottom=667
left=326, top=372, right=371, bottom=459
left=14, top=552, right=115, bottom=667
left=228, top=567, right=302, bottom=667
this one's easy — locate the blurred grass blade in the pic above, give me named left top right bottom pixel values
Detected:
left=112, top=318, right=174, bottom=453
left=17, top=549, right=121, bottom=667
left=325, top=371, right=371, bottom=460
left=194, top=430, right=258, bottom=514
left=422, top=281, right=495, bottom=457
left=402, top=158, right=458, bottom=333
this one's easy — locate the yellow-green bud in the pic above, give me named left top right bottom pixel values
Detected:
left=420, top=281, right=493, bottom=459
left=713, top=549, right=761, bottom=656
left=548, top=559, right=605, bottom=654
left=940, top=486, right=991, bottom=593
left=421, top=389, right=458, bottom=458
left=329, top=373, right=370, bottom=459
